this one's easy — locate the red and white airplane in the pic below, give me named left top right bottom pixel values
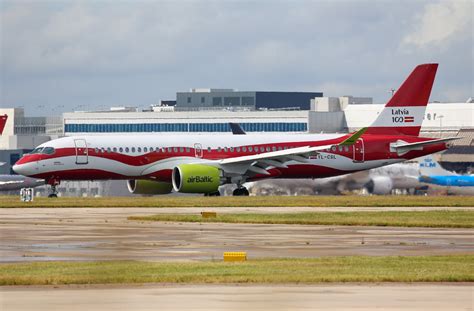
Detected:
left=13, top=64, right=456, bottom=197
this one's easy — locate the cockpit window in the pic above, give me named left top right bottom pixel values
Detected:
left=42, top=147, right=55, bottom=155
left=31, top=147, right=44, bottom=154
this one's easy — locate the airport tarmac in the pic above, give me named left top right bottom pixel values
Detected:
left=0, top=207, right=472, bottom=262
left=1, top=283, right=472, bottom=311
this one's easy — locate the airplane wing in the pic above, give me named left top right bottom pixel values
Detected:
left=219, top=128, right=366, bottom=175
left=390, top=137, right=460, bottom=155
left=0, top=180, right=24, bottom=186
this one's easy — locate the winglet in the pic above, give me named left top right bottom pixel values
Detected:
left=339, top=127, right=367, bottom=146
left=229, top=123, right=246, bottom=135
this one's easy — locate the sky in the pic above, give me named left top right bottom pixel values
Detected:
left=1, top=0, right=472, bottom=116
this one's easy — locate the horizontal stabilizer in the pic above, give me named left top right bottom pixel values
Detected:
left=390, top=137, right=459, bottom=155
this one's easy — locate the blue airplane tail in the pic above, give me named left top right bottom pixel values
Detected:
left=418, top=156, right=455, bottom=176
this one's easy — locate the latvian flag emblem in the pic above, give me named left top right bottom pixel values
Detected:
left=404, top=116, right=414, bottom=123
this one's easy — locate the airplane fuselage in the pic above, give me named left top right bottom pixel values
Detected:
left=14, top=133, right=447, bottom=184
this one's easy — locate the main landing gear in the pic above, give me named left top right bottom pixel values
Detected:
left=47, top=178, right=60, bottom=198
left=232, top=187, right=249, bottom=196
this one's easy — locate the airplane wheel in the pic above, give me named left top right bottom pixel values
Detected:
left=48, top=193, right=58, bottom=198
left=205, top=191, right=220, bottom=197
left=233, top=187, right=249, bottom=196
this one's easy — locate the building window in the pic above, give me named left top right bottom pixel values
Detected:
left=242, top=97, right=255, bottom=106
left=212, top=97, right=222, bottom=106
left=187, top=97, right=191, bottom=103
left=224, top=97, right=240, bottom=106
left=201, top=97, right=205, bottom=104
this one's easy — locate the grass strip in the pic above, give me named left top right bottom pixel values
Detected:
left=129, top=210, right=474, bottom=228
left=1, top=195, right=473, bottom=208
left=1, top=255, right=472, bottom=285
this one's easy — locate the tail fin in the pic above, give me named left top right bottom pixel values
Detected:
left=365, top=63, right=438, bottom=136
left=419, top=155, right=454, bottom=176
left=0, top=114, right=7, bottom=135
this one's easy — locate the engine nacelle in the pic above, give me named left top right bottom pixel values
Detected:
left=127, top=179, right=173, bottom=195
left=365, top=176, right=393, bottom=195
left=172, top=164, right=221, bottom=194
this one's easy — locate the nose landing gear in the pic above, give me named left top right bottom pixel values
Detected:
left=47, top=178, right=60, bottom=198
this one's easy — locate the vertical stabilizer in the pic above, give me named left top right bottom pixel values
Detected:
left=366, top=64, right=438, bottom=136
left=419, top=155, right=455, bottom=176
left=0, top=114, right=7, bottom=135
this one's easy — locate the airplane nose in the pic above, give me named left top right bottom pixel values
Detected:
left=12, top=163, right=26, bottom=175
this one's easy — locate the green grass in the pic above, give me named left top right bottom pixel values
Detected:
left=129, top=210, right=474, bottom=228
left=1, top=255, right=472, bottom=285
left=1, top=195, right=473, bottom=208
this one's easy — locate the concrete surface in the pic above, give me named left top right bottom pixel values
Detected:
left=1, top=284, right=472, bottom=311
left=0, top=208, right=472, bottom=262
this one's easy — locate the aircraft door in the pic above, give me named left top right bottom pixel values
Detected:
left=74, top=139, right=88, bottom=164
left=194, top=143, right=203, bottom=158
left=353, top=138, right=364, bottom=162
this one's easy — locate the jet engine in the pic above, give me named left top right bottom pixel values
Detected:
left=172, top=164, right=221, bottom=194
left=127, top=179, right=173, bottom=195
left=365, top=176, right=393, bottom=195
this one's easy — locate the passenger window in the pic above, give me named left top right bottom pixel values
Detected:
left=137, top=147, right=142, bottom=152
left=113, top=147, right=117, bottom=152
left=344, top=146, right=349, bottom=152
left=338, top=146, right=343, bottom=152
left=125, top=147, right=130, bottom=152
left=173, top=147, right=178, bottom=152
left=107, top=147, right=111, bottom=153
left=207, top=147, right=211, bottom=152
left=242, top=146, right=247, bottom=152
left=168, top=147, right=172, bottom=152
left=236, top=147, right=241, bottom=152
left=218, top=147, right=222, bottom=152
left=248, top=147, right=253, bottom=152
left=284, top=146, right=288, bottom=150
left=278, top=146, right=283, bottom=151
left=331, top=146, right=337, bottom=152
left=186, top=147, right=190, bottom=152
left=224, top=147, right=228, bottom=152
left=143, top=147, right=148, bottom=152
left=266, top=147, right=270, bottom=152
left=101, top=148, right=106, bottom=153
left=179, top=147, right=184, bottom=152
left=119, top=147, right=123, bottom=152
left=131, top=147, right=136, bottom=153
left=95, top=148, right=99, bottom=153
left=272, top=146, right=276, bottom=151
left=230, top=147, right=234, bottom=152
